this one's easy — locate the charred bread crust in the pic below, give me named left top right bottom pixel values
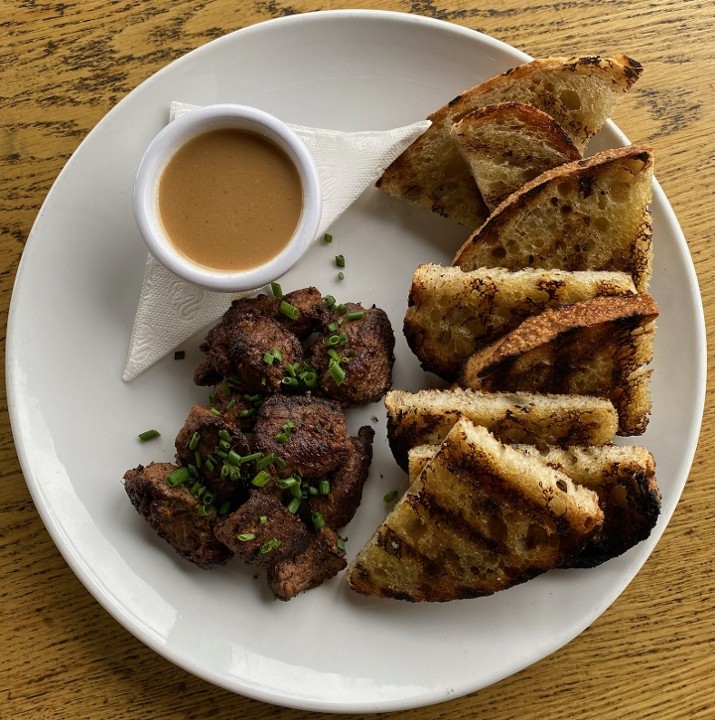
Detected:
left=459, top=294, right=658, bottom=435
left=453, top=144, right=655, bottom=292
left=346, top=419, right=603, bottom=601
left=376, top=55, right=642, bottom=228
left=384, top=387, right=619, bottom=470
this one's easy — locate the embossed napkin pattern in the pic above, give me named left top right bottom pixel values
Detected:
left=122, top=103, right=429, bottom=381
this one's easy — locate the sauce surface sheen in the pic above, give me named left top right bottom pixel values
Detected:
left=158, top=128, right=303, bottom=272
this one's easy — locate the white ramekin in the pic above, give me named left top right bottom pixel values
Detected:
left=133, top=103, right=322, bottom=292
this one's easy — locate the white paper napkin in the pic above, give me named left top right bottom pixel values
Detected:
left=122, top=103, right=430, bottom=381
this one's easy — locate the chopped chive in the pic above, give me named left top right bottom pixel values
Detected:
left=336, top=538, right=346, bottom=552
left=323, top=233, right=333, bottom=244
left=259, top=538, right=281, bottom=554
left=319, top=479, right=330, bottom=496
left=187, top=464, right=198, bottom=478
left=289, top=482, right=303, bottom=499
left=281, top=376, right=300, bottom=388
left=259, top=515, right=267, bottom=524
left=263, top=350, right=275, bottom=365
left=174, top=351, right=185, bottom=360
left=335, top=254, right=345, bottom=268
left=227, top=450, right=242, bottom=467
left=311, top=511, right=326, bottom=530
left=237, top=533, right=256, bottom=542
left=270, top=281, right=282, bottom=297
left=218, top=429, right=231, bottom=441
left=210, top=407, right=222, bottom=416
left=225, top=398, right=236, bottom=410
left=300, top=371, right=318, bottom=389
left=189, top=481, right=204, bottom=497
left=323, top=294, right=336, bottom=308
left=239, top=451, right=263, bottom=465
left=238, top=408, right=254, bottom=419
left=188, top=431, right=201, bottom=450
left=205, top=458, right=215, bottom=472
left=328, top=362, right=346, bottom=386
left=337, top=271, right=345, bottom=281
left=384, top=490, right=399, bottom=503
left=251, top=470, right=272, bottom=488
left=196, top=504, right=214, bottom=517
left=337, top=303, right=347, bottom=314
left=279, top=300, right=300, bottom=320
left=276, top=476, right=300, bottom=490
left=202, top=492, right=215, bottom=505
left=275, top=421, right=295, bottom=443
left=255, top=453, right=276, bottom=469
left=274, top=456, right=287, bottom=469
left=346, top=310, right=365, bottom=321
left=138, top=429, right=161, bottom=442
left=286, top=497, right=301, bottom=514
left=166, top=467, right=190, bottom=487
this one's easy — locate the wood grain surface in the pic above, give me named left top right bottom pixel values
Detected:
left=2, top=1, right=713, bottom=718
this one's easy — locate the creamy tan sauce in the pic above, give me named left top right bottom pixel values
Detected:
left=158, top=128, right=303, bottom=272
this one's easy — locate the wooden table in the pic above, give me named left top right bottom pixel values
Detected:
left=2, top=1, right=712, bottom=718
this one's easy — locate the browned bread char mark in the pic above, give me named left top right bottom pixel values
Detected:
left=346, top=419, right=603, bottom=602
left=377, top=54, right=642, bottom=228
left=403, top=264, right=637, bottom=380
left=451, top=102, right=582, bottom=211
left=453, top=144, right=654, bottom=292
left=408, top=442, right=660, bottom=568
left=459, top=294, right=659, bottom=435
left=384, top=387, right=619, bottom=471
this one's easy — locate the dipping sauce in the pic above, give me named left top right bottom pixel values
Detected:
left=158, top=128, right=303, bottom=272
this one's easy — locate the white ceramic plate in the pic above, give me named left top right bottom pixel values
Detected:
left=7, top=10, right=706, bottom=713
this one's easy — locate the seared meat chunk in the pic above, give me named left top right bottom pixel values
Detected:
left=174, top=405, right=250, bottom=504
left=194, top=357, right=222, bottom=387
left=213, top=490, right=308, bottom=567
left=267, top=526, right=347, bottom=601
left=196, top=311, right=303, bottom=393
left=252, top=395, right=351, bottom=479
left=310, top=426, right=375, bottom=529
left=266, top=286, right=326, bottom=339
left=123, top=462, right=232, bottom=569
left=223, top=286, right=324, bottom=340
left=309, top=303, right=395, bottom=406
left=208, top=380, right=263, bottom=432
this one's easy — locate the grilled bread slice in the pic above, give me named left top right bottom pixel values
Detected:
left=385, top=387, right=618, bottom=470
left=459, top=294, right=659, bottom=435
left=453, top=144, right=654, bottom=292
left=376, top=54, right=642, bottom=228
left=404, top=263, right=636, bottom=380
left=408, top=442, right=660, bottom=568
left=517, top=444, right=660, bottom=567
left=450, top=102, right=582, bottom=212
left=346, top=419, right=604, bottom=601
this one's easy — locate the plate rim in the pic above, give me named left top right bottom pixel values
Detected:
left=6, top=8, right=707, bottom=714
